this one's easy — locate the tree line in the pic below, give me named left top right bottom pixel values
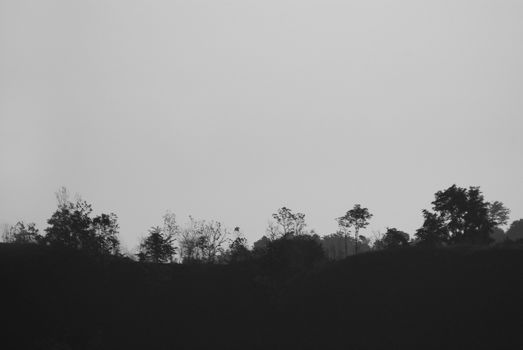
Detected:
left=3, top=185, right=523, bottom=266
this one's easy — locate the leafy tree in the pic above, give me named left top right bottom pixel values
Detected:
left=2, top=221, right=42, bottom=244
left=44, top=187, right=120, bottom=254
left=416, top=185, right=495, bottom=246
left=44, top=187, right=121, bottom=255
left=486, top=201, right=509, bottom=243
left=336, top=204, right=373, bottom=255
left=45, top=198, right=95, bottom=250
left=376, top=228, right=410, bottom=250
left=91, top=213, right=120, bottom=255
left=506, top=219, right=523, bottom=242
left=138, top=226, right=176, bottom=263
left=488, top=201, right=510, bottom=227
left=415, top=210, right=449, bottom=246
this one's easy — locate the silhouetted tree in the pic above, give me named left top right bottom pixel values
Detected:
left=415, top=210, right=449, bottom=246
left=138, top=226, right=176, bottom=263
left=227, top=227, right=250, bottom=263
left=506, top=219, right=523, bottom=242
left=178, top=217, right=229, bottom=263
left=376, top=228, right=410, bottom=249
left=2, top=221, right=42, bottom=244
left=336, top=204, right=373, bottom=255
left=270, top=207, right=306, bottom=238
left=91, top=213, right=120, bottom=255
left=488, top=201, right=510, bottom=227
left=44, top=188, right=121, bottom=255
left=45, top=198, right=95, bottom=250
left=416, top=185, right=495, bottom=246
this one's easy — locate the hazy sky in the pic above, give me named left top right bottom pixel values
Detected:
left=1, top=0, right=522, bottom=250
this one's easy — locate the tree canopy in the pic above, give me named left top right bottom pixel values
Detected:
left=138, top=226, right=176, bottom=263
left=44, top=189, right=120, bottom=255
left=416, top=185, right=498, bottom=246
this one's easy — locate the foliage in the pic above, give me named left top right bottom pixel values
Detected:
left=375, top=228, right=410, bottom=250
left=226, top=227, right=251, bottom=263
left=2, top=221, right=42, bottom=244
left=178, top=217, right=229, bottom=263
left=506, top=219, right=523, bottom=242
left=490, top=227, right=506, bottom=243
left=321, top=231, right=371, bottom=259
left=45, top=199, right=95, bottom=249
left=415, top=210, right=450, bottom=247
left=336, top=204, right=373, bottom=255
left=416, top=185, right=495, bottom=246
left=138, top=226, right=176, bottom=263
left=262, top=234, right=325, bottom=273
left=44, top=188, right=120, bottom=255
left=270, top=207, right=307, bottom=238
left=92, top=213, right=120, bottom=255
left=488, top=201, right=510, bottom=227
left=253, top=235, right=271, bottom=255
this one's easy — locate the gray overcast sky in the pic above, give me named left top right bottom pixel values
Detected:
left=1, top=0, right=522, bottom=250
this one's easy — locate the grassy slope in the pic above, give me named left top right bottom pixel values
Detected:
left=2, top=244, right=523, bottom=349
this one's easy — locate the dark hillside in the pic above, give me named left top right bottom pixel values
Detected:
left=2, top=244, right=523, bottom=349
left=278, top=247, right=523, bottom=349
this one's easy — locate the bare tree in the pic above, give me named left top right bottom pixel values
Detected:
left=271, top=207, right=307, bottom=237
left=266, top=220, right=282, bottom=240
left=178, top=216, right=229, bottom=263
left=55, top=186, right=70, bottom=208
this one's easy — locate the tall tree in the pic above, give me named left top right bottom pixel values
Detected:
left=138, top=226, right=176, bottom=263
left=336, top=204, right=373, bottom=256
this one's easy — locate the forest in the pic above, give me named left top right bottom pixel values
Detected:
left=3, top=184, right=523, bottom=349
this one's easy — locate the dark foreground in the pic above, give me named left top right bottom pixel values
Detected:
left=2, top=244, right=523, bottom=349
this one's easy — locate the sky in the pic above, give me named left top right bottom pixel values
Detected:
left=1, top=0, right=522, bottom=251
